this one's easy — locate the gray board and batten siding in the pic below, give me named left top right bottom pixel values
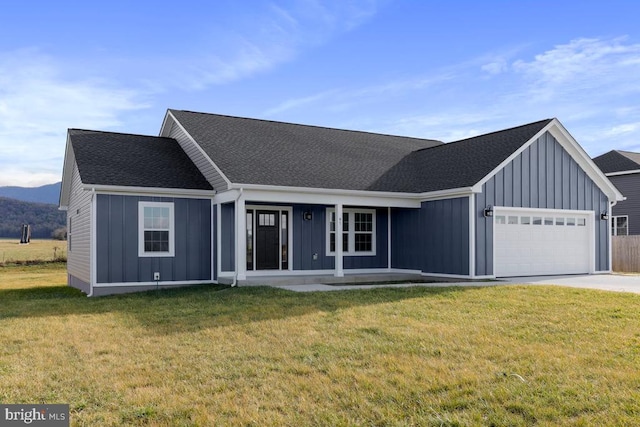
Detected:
left=609, top=174, right=640, bottom=235
left=291, top=205, right=388, bottom=270
left=67, top=163, right=92, bottom=293
left=475, top=131, right=610, bottom=276
left=391, top=198, right=470, bottom=276
left=96, top=194, right=212, bottom=284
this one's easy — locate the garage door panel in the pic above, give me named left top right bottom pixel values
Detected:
left=494, top=209, right=590, bottom=277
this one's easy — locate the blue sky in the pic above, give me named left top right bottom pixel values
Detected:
left=1, top=0, right=639, bottom=187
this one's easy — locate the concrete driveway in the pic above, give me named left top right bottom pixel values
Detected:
left=274, top=274, right=640, bottom=294
left=498, top=274, right=640, bottom=294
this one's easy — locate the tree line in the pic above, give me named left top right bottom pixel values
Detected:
left=0, top=197, right=66, bottom=239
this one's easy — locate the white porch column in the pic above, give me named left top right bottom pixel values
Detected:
left=387, top=206, right=392, bottom=271
left=335, top=203, right=344, bottom=277
left=236, top=196, right=247, bottom=281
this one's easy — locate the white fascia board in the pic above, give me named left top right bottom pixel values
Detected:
left=471, top=119, right=624, bottom=202
left=605, top=169, right=640, bottom=177
left=59, top=134, right=75, bottom=209
left=226, top=183, right=475, bottom=208
left=158, top=110, right=173, bottom=137
left=213, top=189, right=242, bottom=204
left=82, top=184, right=215, bottom=199
left=232, top=186, right=421, bottom=208
left=418, top=187, right=476, bottom=201
left=165, top=110, right=233, bottom=189
left=547, top=120, right=624, bottom=202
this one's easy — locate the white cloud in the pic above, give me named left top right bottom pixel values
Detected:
left=0, top=49, right=149, bottom=187
left=261, top=36, right=640, bottom=156
left=481, top=59, right=508, bottom=75
left=511, top=37, right=640, bottom=101
left=172, top=0, right=380, bottom=90
left=263, top=72, right=455, bottom=117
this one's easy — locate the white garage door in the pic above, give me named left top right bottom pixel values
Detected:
left=494, top=209, right=591, bottom=277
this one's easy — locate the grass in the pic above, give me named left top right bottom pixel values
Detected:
left=1, top=264, right=640, bottom=426
left=0, top=238, right=67, bottom=265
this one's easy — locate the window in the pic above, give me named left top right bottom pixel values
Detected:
left=508, top=216, right=518, bottom=225
left=327, top=209, right=376, bottom=256
left=612, top=216, right=629, bottom=236
left=258, top=213, right=275, bottom=226
left=566, top=218, right=576, bottom=226
left=533, top=217, right=542, bottom=225
left=495, top=215, right=506, bottom=224
left=138, top=202, right=175, bottom=257
left=281, top=211, right=288, bottom=269
left=246, top=210, right=254, bottom=270
left=521, top=216, right=531, bottom=225
left=556, top=217, right=565, bottom=226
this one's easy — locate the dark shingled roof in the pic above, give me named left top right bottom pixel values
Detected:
left=169, top=110, right=443, bottom=191
left=369, top=119, right=553, bottom=192
left=593, top=150, right=640, bottom=174
left=69, top=129, right=212, bottom=190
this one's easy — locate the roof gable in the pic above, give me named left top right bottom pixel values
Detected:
left=168, top=110, right=442, bottom=191
left=593, top=150, right=640, bottom=174
left=68, top=129, right=212, bottom=190
left=369, top=119, right=553, bottom=193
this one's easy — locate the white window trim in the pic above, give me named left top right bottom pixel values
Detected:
left=326, top=208, right=376, bottom=257
left=612, top=215, right=629, bottom=236
left=138, top=201, right=175, bottom=257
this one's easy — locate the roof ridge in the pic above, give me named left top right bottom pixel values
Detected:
left=69, top=128, right=172, bottom=140
left=169, top=109, right=443, bottom=144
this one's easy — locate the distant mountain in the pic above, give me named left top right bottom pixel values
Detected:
left=0, top=182, right=61, bottom=205
left=0, top=197, right=66, bottom=238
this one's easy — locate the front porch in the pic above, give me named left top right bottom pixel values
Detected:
left=218, top=271, right=468, bottom=287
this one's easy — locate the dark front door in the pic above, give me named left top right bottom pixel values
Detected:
left=256, top=210, right=280, bottom=270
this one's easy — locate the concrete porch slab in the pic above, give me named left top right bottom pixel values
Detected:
left=219, top=272, right=470, bottom=287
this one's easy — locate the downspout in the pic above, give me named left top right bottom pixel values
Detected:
left=608, top=199, right=619, bottom=273
left=87, top=188, right=96, bottom=297
left=231, top=188, right=244, bottom=287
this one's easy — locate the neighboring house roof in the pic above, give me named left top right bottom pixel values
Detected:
left=369, top=119, right=553, bottom=192
left=69, top=129, right=212, bottom=190
left=593, top=150, right=640, bottom=174
left=168, top=109, right=443, bottom=191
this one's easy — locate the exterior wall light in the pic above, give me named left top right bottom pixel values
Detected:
left=483, top=206, right=493, bottom=218
left=600, top=212, right=609, bottom=221
left=303, top=211, right=313, bottom=221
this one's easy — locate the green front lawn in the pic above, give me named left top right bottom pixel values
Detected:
left=1, top=263, right=639, bottom=426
